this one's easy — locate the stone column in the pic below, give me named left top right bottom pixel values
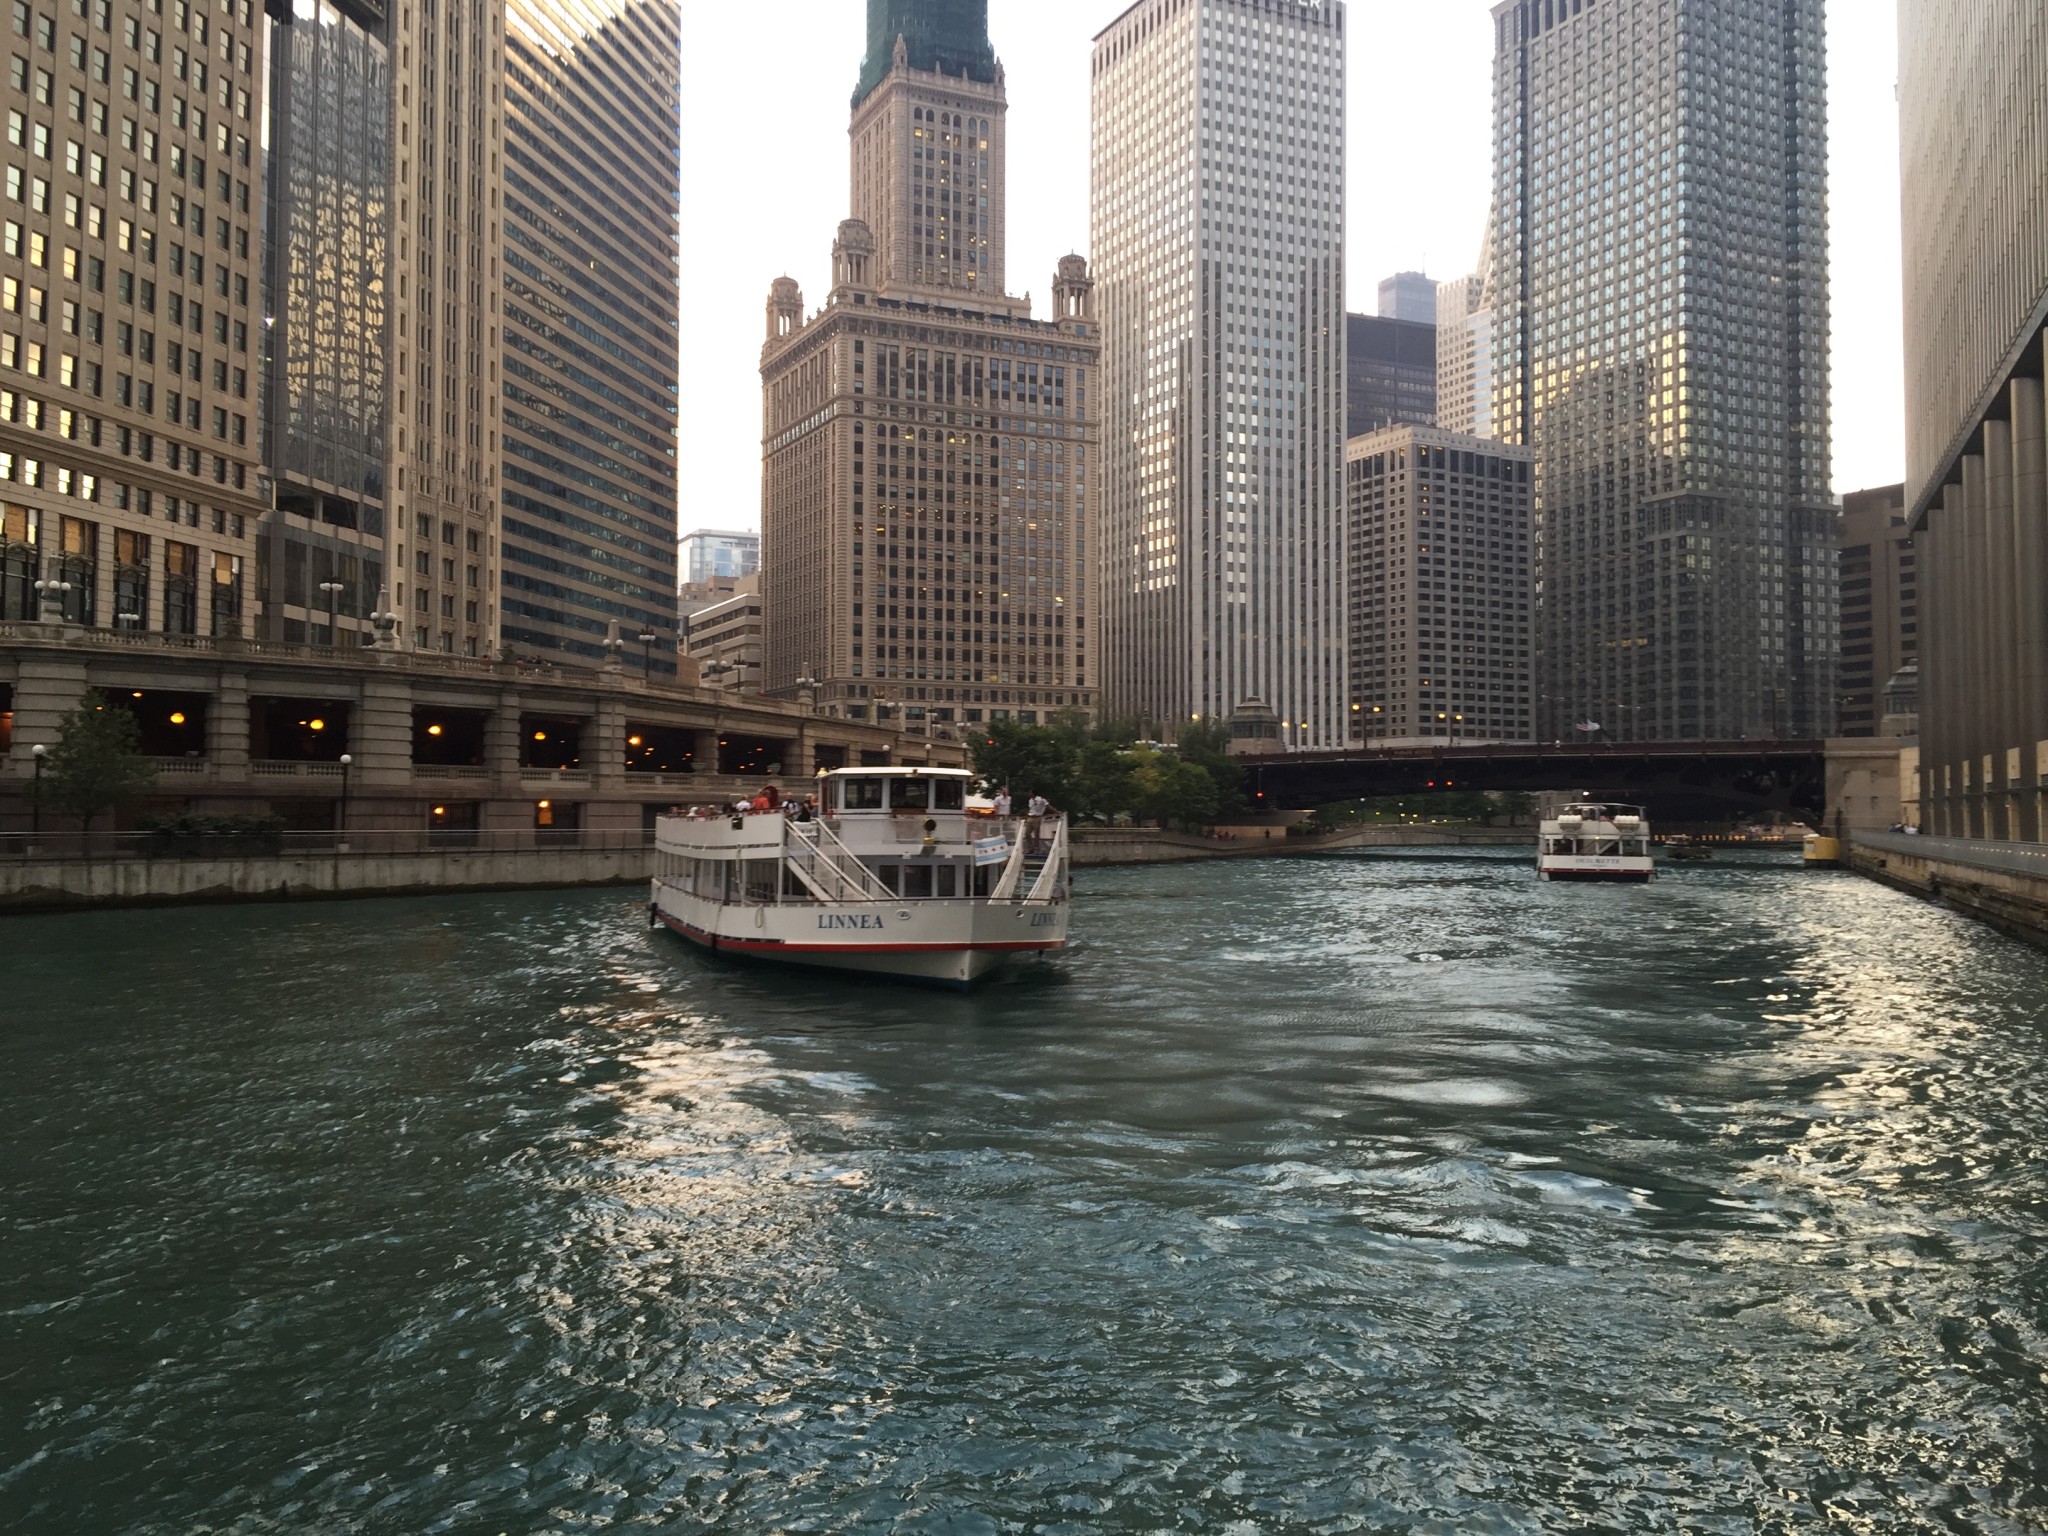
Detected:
left=355, top=672, right=414, bottom=788
left=1938, top=484, right=1968, bottom=837
left=8, top=655, right=90, bottom=766
left=2012, top=375, right=2047, bottom=841
left=592, top=695, right=627, bottom=793
left=1983, top=419, right=2016, bottom=838
left=485, top=688, right=523, bottom=788
left=1960, top=455, right=1990, bottom=838
left=210, top=668, right=250, bottom=775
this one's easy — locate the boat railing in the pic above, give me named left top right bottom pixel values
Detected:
left=1023, top=816, right=1069, bottom=905
left=785, top=818, right=893, bottom=904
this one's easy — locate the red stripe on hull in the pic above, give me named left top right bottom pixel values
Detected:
left=655, top=912, right=1063, bottom=955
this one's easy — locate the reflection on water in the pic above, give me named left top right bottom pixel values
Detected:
left=4, top=850, right=2047, bottom=1533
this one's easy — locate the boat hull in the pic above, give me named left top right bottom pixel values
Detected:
left=651, top=883, right=1066, bottom=989
left=1538, top=857, right=1657, bottom=883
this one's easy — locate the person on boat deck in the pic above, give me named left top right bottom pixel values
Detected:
left=1026, top=793, right=1050, bottom=848
left=794, top=795, right=817, bottom=823
left=751, top=785, right=781, bottom=814
left=993, top=787, right=1013, bottom=820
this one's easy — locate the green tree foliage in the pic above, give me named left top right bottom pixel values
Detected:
left=1496, top=790, right=1538, bottom=825
left=1175, top=715, right=1248, bottom=816
left=972, top=719, right=1077, bottom=808
left=1129, top=747, right=1220, bottom=830
left=969, top=717, right=1245, bottom=828
left=1071, top=740, right=1137, bottom=824
left=36, top=689, right=161, bottom=833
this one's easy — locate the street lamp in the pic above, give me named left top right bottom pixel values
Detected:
left=33, top=578, right=72, bottom=624
left=638, top=628, right=658, bottom=680
left=700, top=660, right=736, bottom=777
left=319, top=580, right=345, bottom=645
left=116, top=610, right=141, bottom=633
left=29, top=743, right=46, bottom=852
left=337, top=753, right=353, bottom=851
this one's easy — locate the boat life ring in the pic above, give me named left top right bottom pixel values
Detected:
left=896, top=909, right=912, bottom=923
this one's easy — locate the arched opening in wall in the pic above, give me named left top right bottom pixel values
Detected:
left=413, top=707, right=489, bottom=766
left=251, top=697, right=352, bottom=762
left=107, top=690, right=210, bottom=758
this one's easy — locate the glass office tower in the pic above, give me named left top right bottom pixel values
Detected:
left=1092, top=0, right=1349, bottom=747
left=498, top=0, right=680, bottom=671
left=259, top=0, right=389, bottom=645
left=1490, top=0, right=1834, bottom=742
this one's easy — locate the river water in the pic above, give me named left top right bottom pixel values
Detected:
left=4, top=851, right=2047, bottom=1534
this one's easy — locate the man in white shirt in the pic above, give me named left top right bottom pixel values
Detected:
left=993, top=788, right=1013, bottom=820
left=1026, top=793, right=1049, bottom=850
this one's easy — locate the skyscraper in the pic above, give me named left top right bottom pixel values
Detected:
left=1377, top=271, right=1436, bottom=325
left=1899, top=1, right=2048, bottom=838
left=1434, top=265, right=1494, bottom=441
left=498, top=0, right=680, bottom=672
left=385, top=0, right=504, bottom=658
left=758, top=0, right=1099, bottom=733
left=680, top=529, right=760, bottom=587
left=258, top=0, right=389, bottom=646
left=1490, top=0, right=1834, bottom=743
left=0, top=0, right=270, bottom=639
left=1344, top=311, right=1435, bottom=439
left=1092, top=0, right=1348, bottom=747
left=1835, top=484, right=1915, bottom=739
left=1347, top=424, right=1533, bottom=746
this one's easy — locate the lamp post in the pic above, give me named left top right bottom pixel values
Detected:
left=700, top=659, right=735, bottom=779
left=319, top=580, right=345, bottom=646
left=29, top=743, right=46, bottom=854
left=638, top=628, right=658, bottom=681
left=337, top=752, right=353, bottom=852
left=33, top=578, right=72, bottom=625
left=368, top=590, right=401, bottom=650
left=116, top=610, right=141, bottom=633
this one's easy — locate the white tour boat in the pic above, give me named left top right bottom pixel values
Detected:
left=650, top=767, right=1069, bottom=988
left=1537, top=802, right=1657, bottom=883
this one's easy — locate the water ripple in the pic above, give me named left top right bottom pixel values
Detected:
left=3, top=854, right=2047, bottom=1531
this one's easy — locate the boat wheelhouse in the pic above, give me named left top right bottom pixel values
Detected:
left=649, top=767, right=1069, bottom=988
left=1537, top=802, right=1657, bottom=883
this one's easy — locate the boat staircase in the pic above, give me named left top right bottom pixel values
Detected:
left=990, top=817, right=1068, bottom=905
left=784, top=820, right=892, bottom=905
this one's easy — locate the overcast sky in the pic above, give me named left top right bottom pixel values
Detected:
left=677, top=0, right=1903, bottom=539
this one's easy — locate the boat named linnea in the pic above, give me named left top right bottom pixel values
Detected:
left=1537, top=802, right=1657, bottom=883
left=651, top=767, right=1069, bottom=987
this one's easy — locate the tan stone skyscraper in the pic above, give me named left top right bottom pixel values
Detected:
left=2, top=0, right=271, bottom=636
left=1899, top=1, right=2048, bottom=838
left=760, top=0, right=1099, bottom=736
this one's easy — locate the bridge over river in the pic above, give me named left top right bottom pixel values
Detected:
left=1238, top=739, right=1828, bottom=822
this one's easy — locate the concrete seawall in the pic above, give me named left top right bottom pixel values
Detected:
left=0, top=846, right=652, bottom=913
left=1072, top=827, right=1527, bottom=866
left=0, top=827, right=1534, bottom=912
left=1848, top=832, right=2048, bottom=947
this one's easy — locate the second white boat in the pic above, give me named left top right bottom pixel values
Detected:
left=1537, top=802, right=1657, bottom=883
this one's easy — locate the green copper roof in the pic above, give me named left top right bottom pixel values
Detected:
left=853, top=0, right=998, bottom=107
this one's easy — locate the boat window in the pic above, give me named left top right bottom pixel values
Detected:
left=933, top=779, right=965, bottom=810
left=935, top=864, right=957, bottom=898
left=902, top=864, right=935, bottom=899
left=876, top=864, right=901, bottom=894
left=892, top=777, right=932, bottom=810
left=842, top=777, right=885, bottom=810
